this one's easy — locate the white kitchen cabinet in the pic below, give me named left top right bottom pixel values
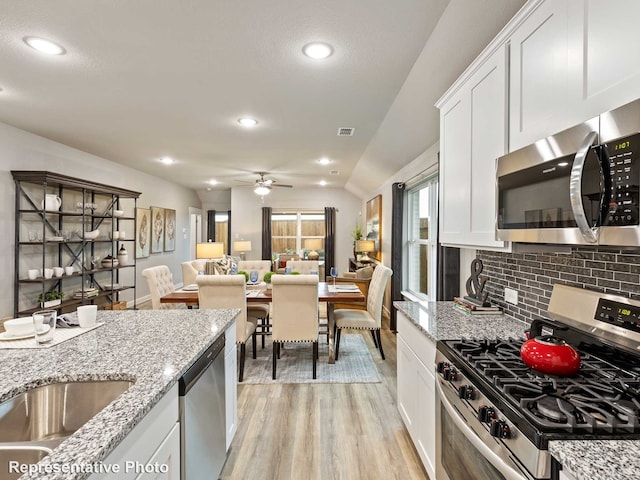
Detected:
left=438, top=45, right=509, bottom=250
left=90, top=384, right=179, bottom=480
left=396, top=311, right=436, bottom=479
left=225, top=321, right=238, bottom=450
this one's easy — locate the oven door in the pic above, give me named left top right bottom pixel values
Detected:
left=435, top=378, right=532, bottom=480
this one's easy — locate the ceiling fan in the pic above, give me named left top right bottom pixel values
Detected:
left=251, top=172, right=293, bottom=196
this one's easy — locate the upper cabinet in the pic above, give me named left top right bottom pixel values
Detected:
left=438, top=0, right=640, bottom=249
left=438, top=45, right=509, bottom=249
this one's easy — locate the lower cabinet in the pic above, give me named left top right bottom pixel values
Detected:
left=225, top=321, right=238, bottom=450
left=90, top=384, right=179, bottom=480
left=396, top=312, right=437, bottom=479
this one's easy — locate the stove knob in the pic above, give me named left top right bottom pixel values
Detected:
left=458, top=385, right=475, bottom=400
left=477, top=405, right=497, bottom=423
left=490, top=420, right=511, bottom=439
left=443, top=366, right=458, bottom=381
left=437, top=361, right=449, bottom=374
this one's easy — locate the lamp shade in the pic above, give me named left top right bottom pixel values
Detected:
left=233, top=240, right=252, bottom=253
left=355, top=240, right=375, bottom=253
left=196, top=242, right=224, bottom=259
left=304, top=238, right=323, bottom=251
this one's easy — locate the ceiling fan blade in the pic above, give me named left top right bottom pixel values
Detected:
left=271, top=183, right=293, bottom=188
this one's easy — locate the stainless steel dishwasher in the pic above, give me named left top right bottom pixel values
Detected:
left=179, top=335, right=226, bottom=479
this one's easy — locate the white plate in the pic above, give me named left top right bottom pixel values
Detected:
left=0, top=325, right=50, bottom=341
left=182, top=284, right=199, bottom=291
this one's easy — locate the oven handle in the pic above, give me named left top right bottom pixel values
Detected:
left=569, top=131, right=599, bottom=243
left=436, top=379, right=528, bottom=480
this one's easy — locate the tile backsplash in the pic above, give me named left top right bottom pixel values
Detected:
left=476, top=248, right=640, bottom=324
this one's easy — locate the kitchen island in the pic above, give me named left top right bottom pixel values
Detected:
left=395, top=300, right=640, bottom=480
left=0, top=308, right=238, bottom=480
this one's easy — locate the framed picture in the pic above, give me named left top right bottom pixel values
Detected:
left=135, top=207, right=151, bottom=259
left=366, top=194, right=382, bottom=261
left=150, top=206, right=165, bottom=254
left=164, top=209, right=176, bottom=252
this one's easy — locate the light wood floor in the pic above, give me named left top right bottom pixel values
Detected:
left=220, top=317, right=429, bottom=480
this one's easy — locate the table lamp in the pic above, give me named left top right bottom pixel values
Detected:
left=304, top=238, right=323, bottom=260
left=233, top=240, right=252, bottom=260
left=196, top=242, right=225, bottom=275
left=355, top=239, right=375, bottom=262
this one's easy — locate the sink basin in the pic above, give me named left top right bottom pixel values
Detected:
left=0, top=445, right=52, bottom=480
left=0, top=380, right=133, bottom=443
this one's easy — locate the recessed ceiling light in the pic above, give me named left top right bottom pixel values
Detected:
left=238, top=117, right=258, bottom=127
left=208, top=179, right=218, bottom=186
left=303, top=42, right=333, bottom=59
left=160, top=157, right=174, bottom=165
left=23, top=36, right=66, bottom=55
left=319, top=180, right=327, bottom=186
left=318, top=158, right=331, bottom=165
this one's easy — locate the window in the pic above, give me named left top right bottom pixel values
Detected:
left=272, top=211, right=325, bottom=259
left=406, top=176, right=438, bottom=300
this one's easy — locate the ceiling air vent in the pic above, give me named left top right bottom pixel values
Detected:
left=330, top=170, right=340, bottom=175
left=337, top=127, right=355, bottom=136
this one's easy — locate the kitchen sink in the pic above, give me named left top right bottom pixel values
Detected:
left=0, top=380, right=133, bottom=477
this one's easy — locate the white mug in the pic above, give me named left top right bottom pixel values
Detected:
left=118, top=231, right=126, bottom=240
left=53, top=267, right=64, bottom=277
left=43, top=268, right=53, bottom=279
left=28, top=269, right=38, bottom=280
left=110, top=231, right=120, bottom=240
left=77, top=305, right=98, bottom=328
left=64, top=266, right=74, bottom=276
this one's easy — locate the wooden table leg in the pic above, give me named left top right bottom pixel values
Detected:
left=327, top=302, right=336, bottom=364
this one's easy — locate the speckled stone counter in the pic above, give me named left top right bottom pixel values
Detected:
left=394, top=301, right=640, bottom=480
left=394, top=300, right=529, bottom=342
left=0, top=308, right=238, bottom=480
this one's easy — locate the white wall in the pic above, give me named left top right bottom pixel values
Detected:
left=0, top=121, right=201, bottom=319
left=230, top=186, right=362, bottom=274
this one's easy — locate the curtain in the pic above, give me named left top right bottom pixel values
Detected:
left=324, top=207, right=336, bottom=276
left=226, top=209, right=232, bottom=255
left=261, top=207, right=272, bottom=260
left=390, top=182, right=405, bottom=332
left=207, top=210, right=216, bottom=242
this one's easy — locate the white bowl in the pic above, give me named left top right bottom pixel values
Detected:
left=4, top=317, right=35, bottom=336
left=113, top=210, right=124, bottom=217
left=83, top=229, right=100, bottom=240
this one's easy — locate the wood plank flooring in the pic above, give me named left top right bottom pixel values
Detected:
left=220, top=318, right=429, bottom=480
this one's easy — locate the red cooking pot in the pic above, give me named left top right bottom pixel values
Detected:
left=520, top=335, right=581, bottom=376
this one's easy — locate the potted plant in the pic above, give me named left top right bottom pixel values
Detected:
left=263, top=271, right=274, bottom=290
left=38, top=290, right=64, bottom=308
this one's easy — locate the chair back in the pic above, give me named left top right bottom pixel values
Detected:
left=237, top=260, right=272, bottom=281
left=286, top=260, right=319, bottom=275
left=197, top=274, right=250, bottom=343
left=271, top=274, right=319, bottom=342
left=366, top=265, right=393, bottom=327
left=142, top=265, right=177, bottom=310
left=326, top=276, right=370, bottom=311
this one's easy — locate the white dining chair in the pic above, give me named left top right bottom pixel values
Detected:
left=271, top=274, right=319, bottom=379
left=334, top=264, right=392, bottom=360
left=197, top=274, right=258, bottom=382
left=142, top=265, right=183, bottom=310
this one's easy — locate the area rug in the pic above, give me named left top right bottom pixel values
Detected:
left=241, top=334, right=382, bottom=384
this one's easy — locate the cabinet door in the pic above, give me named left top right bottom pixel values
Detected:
left=135, top=424, right=180, bottom=480
left=415, top=358, right=436, bottom=479
left=396, top=334, right=417, bottom=436
left=509, top=0, right=569, bottom=151
left=439, top=88, right=471, bottom=245
left=225, top=341, right=237, bottom=450
left=566, top=0, right=640, bottom=125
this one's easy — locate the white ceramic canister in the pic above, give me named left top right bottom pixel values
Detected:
left=117, top=245, right=129, bottom=266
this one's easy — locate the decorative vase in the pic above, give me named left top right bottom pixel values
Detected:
left=117, top=245, right=129, bottom=266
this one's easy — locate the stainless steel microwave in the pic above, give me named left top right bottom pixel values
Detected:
left=496, top=98, right=640, bottom=246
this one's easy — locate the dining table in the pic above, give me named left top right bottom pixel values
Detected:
left=160, top=281, right=364, bottom=364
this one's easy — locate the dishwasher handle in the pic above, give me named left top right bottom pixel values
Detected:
left=179, top=335, right=225, bottom=396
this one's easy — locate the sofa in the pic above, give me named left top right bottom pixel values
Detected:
left=181, top=258, right=273, bottom=286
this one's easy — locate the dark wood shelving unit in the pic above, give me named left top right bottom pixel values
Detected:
left=12, top=171, right=141, bottom=317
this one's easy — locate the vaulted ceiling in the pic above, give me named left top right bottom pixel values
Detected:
left=0, top=0, right=526, bottom=197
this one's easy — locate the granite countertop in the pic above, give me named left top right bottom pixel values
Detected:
left=394, top=300, right=640, bottom=480
left=0, top=308, right=238, bottom=480
left=393, top=300, right=529, bottom=341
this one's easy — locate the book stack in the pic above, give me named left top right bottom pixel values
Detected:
left=453, top=297, right=502, bottom=315
left=74, top=287, right=99, bottom=299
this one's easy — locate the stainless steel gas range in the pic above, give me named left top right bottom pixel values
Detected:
left=435, top=284, right=640, bottom=480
